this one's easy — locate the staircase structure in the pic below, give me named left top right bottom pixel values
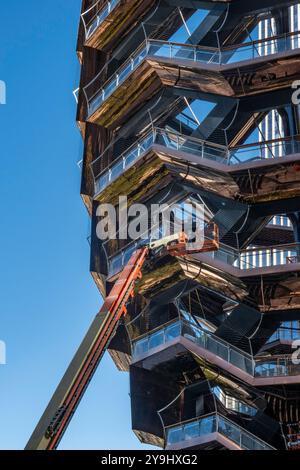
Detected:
left=76, top=0, right=300, bottom=450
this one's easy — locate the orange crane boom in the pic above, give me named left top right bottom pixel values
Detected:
left=26, top=247, right=148, bottom=450
left=25, top=226, right=218, bottom=450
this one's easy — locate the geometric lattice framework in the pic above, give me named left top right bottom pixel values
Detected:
left=76, top=0, right=300, bottom=451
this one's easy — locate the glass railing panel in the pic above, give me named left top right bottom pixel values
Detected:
left=123, top=244, right=136, bottom=265
left=229, top=138, right=300, bottom=164
left=118, top=62, right=133, bottom=83
left=95, top=171, right=110, bottom=194
left=218, top=417, right=241, bottom=446
left=240, top=403, right=256, bottom=417
left=89, top=93, right=103, bottom=115
left=221, top=40, right=278, bottom=64
left=148, top=42, right=172, bottom=58
left=93, top=129, right=300, bottom=197
left=166, top=425, right=184, bottom=445
left=166, top=414, right=272, bottom=449
left=290, top=328, right=300, bottom=340
left=212, top=386, right=257, bottom=417
left=221, top=33, right=300, bottom=64
left=166, top=415, right=216, bottom=446
left=241, top=432, right=256, bottom=450
left=87, top=20, right=98, bottom=38
left=171, top=45, right=196, bottom=61
left=243, top=355, right=300, bottom=379
left=218, top=416, right=273, bottom=450
left=240, top=432, right=268, bottom=450
left=108, top=243, right=142, bottom=277
left=110, top=158, right=124, bottom=181
left=269, top=215, right=292, bottom=227
left=237, top=246, right=300, bottom=270
left=123, top=148, right=139, bottom=168
left=282, top=328, right=300, bottom=340
left=147, top=41, right=219, bottom=64
left=209, top=247, right=239, bottom=266
left=140, top=134, right=154, bottom=152
left=107, top=239, right=300, bottom=279
left=103, top=78, right=118, bottom=99
left=182, top=321, right=207, bottom=348
left=133, top=319, right=299, bottom=381
left=174, top=320, right=254, bottom=376
left=268, top=327, right=300, bottom=343
left=94, top=132, right=155, bottom=196
left=222, top=45, right=258, bottom=64
left=179, top=140, right=204, bottom=157
left=288, top=361, right=300, bottom=376
left=134, top=337, right=149, bottom=356
left=196, top=49, right=220, bottom=64
left=132, top=47, right=148, bottom=67
left=255, top=360, right=287, bottom=378
left=88, top=43, right=147, bottom=115
left=156, top=130, right=228, bottom=162
left=199, top=415, right=216, bottom=435
left=109, top=252, right=123, bottom=277
left=157, top=131, right=180, bottom=150
left=255, top=358, right=300, bottom=378
left=132, top=321, right=182, bottom=358
left=247, top=249, right=286, bottom=268
left=202, top=146, right=228, bottom=162
left=86, top=7, right=109, bottom=39
left=165, top=322, right=182, bottom=342
left=110, top=0, right=120, bottom=12
left=184, top=421, right=200, bottom=441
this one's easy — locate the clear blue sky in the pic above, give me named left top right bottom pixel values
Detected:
left=0, top=0, right=154, bottom=450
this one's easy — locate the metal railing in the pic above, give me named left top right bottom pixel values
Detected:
left=212, top=386, right=257, bottom=417
left=132, top=319, right=300, bottom=379
left=208, top=242, right=300, bottom=271
left=81, top=0, right=120, bottom=41
left=229, top=135, right=300, bottom=163
left=91, top=128, right=228, bottom=196
left=165, top=412, right=273, bottom=450
left=91, top=128, right=300, bottom=197
left=267, top=327, right=300, bottom=343
left=92, top=131, right=156, bottom=195
left=84, top=31, right=300, bottom=116
left=237, top=243, right=300, bottom=270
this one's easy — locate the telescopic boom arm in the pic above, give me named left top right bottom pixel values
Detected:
left=26, top=226, right=219, bottom=450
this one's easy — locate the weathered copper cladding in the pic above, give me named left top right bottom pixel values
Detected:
left=94, top=145, right=300, bottom=206
left=84, top=0, right=156, bottom=52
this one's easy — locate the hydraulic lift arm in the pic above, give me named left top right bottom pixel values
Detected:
left=25, top=247, right=148, bottom=450
left=26, top=226, right=219, bottom=450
